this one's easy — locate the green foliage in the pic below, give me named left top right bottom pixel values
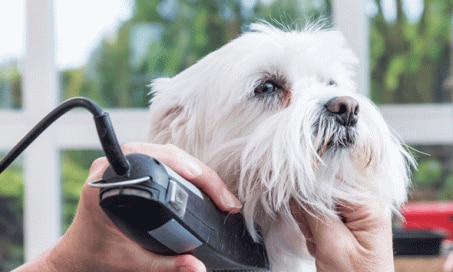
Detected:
left=0, top=242, right=23, bottom=271
left=369, top=0, right=453, bottom=104
left=413, top=158, right=443, bottom=188
left=439, top=174, right=453, bottom=200
left=0, top=151, right=105, bottom=269
left=0, top=166, right=23, bottom=198
left=61, top=150, right=103, bottom=231
left=0, top=158, right=23, bottom=228
left=409, top=144, right=453, bottom=201
left=0, top=162, right=23, bottom=271
left=60, top=0, right=331, bottom=108
left=0, top=59, right=22, bottom=108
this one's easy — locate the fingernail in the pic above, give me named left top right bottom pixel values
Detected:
left=222, top=188, right=242, bottom=210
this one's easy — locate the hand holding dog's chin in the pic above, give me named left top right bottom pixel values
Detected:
left=14, top=143, right=241, bottom=272
left=292, top=199, right=395, bottom=272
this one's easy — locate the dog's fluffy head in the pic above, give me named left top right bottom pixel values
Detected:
left=148, top=22, right=414, bottom=268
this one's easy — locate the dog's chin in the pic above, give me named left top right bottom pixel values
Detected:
left=332, top=129, right=357, bottom=148
left=316, top=127, right=357, bottom=155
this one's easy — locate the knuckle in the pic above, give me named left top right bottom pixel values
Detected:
left=120, top=142, right=140, bottom=154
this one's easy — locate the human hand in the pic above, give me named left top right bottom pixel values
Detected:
left=291, top=199, right=395, bottom=272
left=15, top=143, right=242, bottom=272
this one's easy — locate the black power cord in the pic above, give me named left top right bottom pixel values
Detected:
left=0, top=97, right=130, bottom=176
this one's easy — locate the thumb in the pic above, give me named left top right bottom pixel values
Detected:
left=290, top=200, right=351, bottom=256
left=302, top=209, right=353, bottom=254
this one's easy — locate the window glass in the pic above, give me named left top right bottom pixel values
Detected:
left=411, top=145, right=453, bottom=201
left=0, top=1, right=25, bottom=269
left=367, top=0, right=453, bottom=104
left=0, top=155, right=23, bottom=270
left=0, top=0, right=24, bottom=109
left=56, top=0, right=133, bottom=107
left=57, top=0, right=331, bottom=108
left=61, top=150, right=103, bottom=231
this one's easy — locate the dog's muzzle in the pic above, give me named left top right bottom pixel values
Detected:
left=314, top=96, right=360, bottom=153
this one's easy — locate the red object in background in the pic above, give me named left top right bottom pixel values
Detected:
left=401, top=201, right=453, bottom=241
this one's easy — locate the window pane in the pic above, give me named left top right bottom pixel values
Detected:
left=0, top=1, right=25, bottom=269
left=56, top=0, right=134, bottom=107
left=410, top=145, right=453, bottom=201
left=0, top=0, right=24, bottom=109
left=61, top=150, right=103, bottom=231
left=0, top=155, right=23, bottom=271
left=57, top=0, right=331, bottom=108
left=368, top=0, right=453, bottom=104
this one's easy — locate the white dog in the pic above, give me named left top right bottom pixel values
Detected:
left=148, top=22, right=414, bottom=271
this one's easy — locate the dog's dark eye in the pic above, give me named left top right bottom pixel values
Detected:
left=255, top=81, right=280, bottom=95
left=328, top=79, right=337, bottom=86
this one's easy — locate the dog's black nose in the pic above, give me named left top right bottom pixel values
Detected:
left=325, top=96, right=359, bottom=126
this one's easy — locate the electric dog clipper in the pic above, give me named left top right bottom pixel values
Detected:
left=90, top=153, right=271, bottom=272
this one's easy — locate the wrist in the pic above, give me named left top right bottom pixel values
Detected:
left=45, top=227, right=106, bottom=271
left=12, top=249, right=57, bottom=272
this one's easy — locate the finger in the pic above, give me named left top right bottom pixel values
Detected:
left=308, top=213, right=350, bottom=254
left=187, top=162, right=243, bottom=213
left=299, top=208, right=359, bottom=272
left=78, top=157, right=124, bottom=232
left=145, top=253, right=206, bottom=272
left=337, top=200, right=393, bottom=252
left=121, top=143, right=242, bottom=213
left=173, top=254, right=207, bottom=272
left=121, top=143, right=203, bottom=179
left=82, top=157, right=111, bottom=207
left=86, top=157, right=109, bottom=181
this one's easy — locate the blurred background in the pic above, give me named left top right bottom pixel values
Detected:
left=1, top=0, right=453, bottom=270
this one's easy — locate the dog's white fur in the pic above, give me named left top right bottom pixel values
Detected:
left=148, top=22, right=414, bottom=271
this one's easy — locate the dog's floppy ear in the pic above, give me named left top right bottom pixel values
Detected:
left=148, top=75, right=207, bottom=159
left=148, top=77, right=187, bottom=144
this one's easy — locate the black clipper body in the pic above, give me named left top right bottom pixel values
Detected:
left=92, top=153, right=270, bottom=272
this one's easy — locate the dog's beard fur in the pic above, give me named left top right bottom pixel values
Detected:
left=147, top=22, right=415, bottom=271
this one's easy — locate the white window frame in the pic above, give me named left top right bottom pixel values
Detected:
left=0, top=0, right=451, bottom=261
